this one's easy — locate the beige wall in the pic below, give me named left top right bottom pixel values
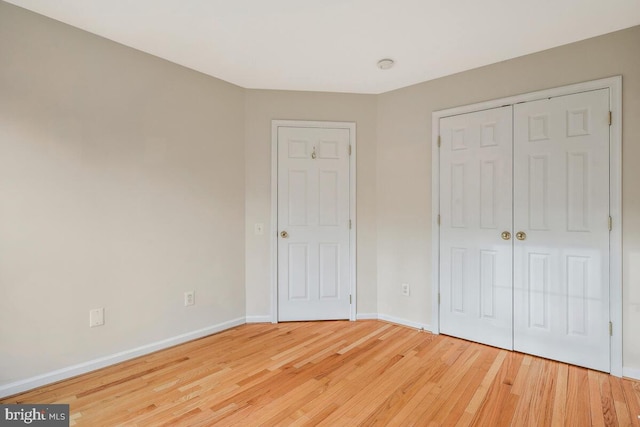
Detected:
left=0, top=2, right=245, bottom=384
left=244, top=90, right=378, bottom=318
left=376, top=25, right=640, bottom=371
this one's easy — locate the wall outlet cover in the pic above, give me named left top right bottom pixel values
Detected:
left=184, top=291, right=195, bottom=306
left=90, top=308, right=104, bottom=327
left=401, top=283, right=410, bottom=297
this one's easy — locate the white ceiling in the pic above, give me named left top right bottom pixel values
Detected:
left=5, top=0, right=640, bottom=94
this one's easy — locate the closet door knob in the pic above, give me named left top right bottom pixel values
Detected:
left=501, top=231, right=511, bottom=240
left=516, top=231, right=527, bottom=241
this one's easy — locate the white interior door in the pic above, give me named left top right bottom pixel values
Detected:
left=439, top=106, right=513, bottom=350
left=513, top=89, right=610, bottom=371
left=277, top=126, right=351, bottom=321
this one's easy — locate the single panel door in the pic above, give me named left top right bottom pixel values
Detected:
left=439, top=106, right=514, bottom=350
left=277, top=126, right=351, bottom=321
left=513, top=89, right=610, bottom=371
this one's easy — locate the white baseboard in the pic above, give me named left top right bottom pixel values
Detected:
left=246, top=315, right=273, bottom=323
left=622, top=366, right=640, bottom=380
left=377, top=313, right=431, bottom=332
left=356, top=313, right=431, bottom=332
left=356, top=313, right=378, bottom=320
left=0, top=317, right=245, bottom=399
left=3, top=313, right=630, bottom=399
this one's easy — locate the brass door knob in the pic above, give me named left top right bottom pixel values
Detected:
left=501, top=231, right=511, bottom=240
left=280, top=230, right=289, bottom=238
left=516, top=231, right=527, bottom=241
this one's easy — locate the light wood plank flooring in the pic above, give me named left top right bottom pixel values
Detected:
left=2, top=320, right=640, bottom=426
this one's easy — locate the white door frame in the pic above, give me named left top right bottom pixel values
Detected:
left=431, top=76, right=622, bottom=376
left=271, top=120, right=357, bottom=323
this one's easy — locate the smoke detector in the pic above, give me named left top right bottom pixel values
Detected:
left=377, top=58, right=395, bottom=70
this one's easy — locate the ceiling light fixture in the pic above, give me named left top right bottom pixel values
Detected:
left=377, top=58, right=395, bottom=70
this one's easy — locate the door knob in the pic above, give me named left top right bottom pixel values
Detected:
left=501, top=231, right=511, bottom=240
left=280, top=230, right=289, bottom=238
left=516, top=231, right=527, bottom=241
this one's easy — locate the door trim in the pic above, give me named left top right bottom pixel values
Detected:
left=431, top=76, right=622, bottom=376
left=271, top=120, right=357, bottom=323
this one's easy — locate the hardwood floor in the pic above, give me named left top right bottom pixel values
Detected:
left=3, top=320, right=640, bottom=426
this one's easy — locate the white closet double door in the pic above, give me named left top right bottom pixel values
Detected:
left=439, top=89, right=611, bottom=372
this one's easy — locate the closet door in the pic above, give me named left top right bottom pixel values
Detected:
left=513, top=89, right=610, bottom=371
left=439, top=106, right=513, bottom=350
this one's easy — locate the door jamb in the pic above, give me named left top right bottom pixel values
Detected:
left=431, top=76, right=622, bottom=376
left=271, top=120, right=357, bottom=323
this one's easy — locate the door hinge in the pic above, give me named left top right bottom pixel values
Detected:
left=437, top=135, right=441, bottom=148
left=437, top=214, right=441, bottom=226
left=609, top=321, right=613, bottom=336
left=349, top=219, right=352, bottom=229
left=350, top=295, right=352, bottom=305
left=609, top=111, right=612, bottom=126
left=348, top=145, right=352, bottom=155
left=608, top=216, right=613, bottom=231
left=438, top=293, right=441, bottom=305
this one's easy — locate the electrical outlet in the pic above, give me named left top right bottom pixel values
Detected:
left=90, top=308, right=104, bottom=327
left=184, top=291, right=195, bottom=306
left=401, top=283, right=410, bottom=297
